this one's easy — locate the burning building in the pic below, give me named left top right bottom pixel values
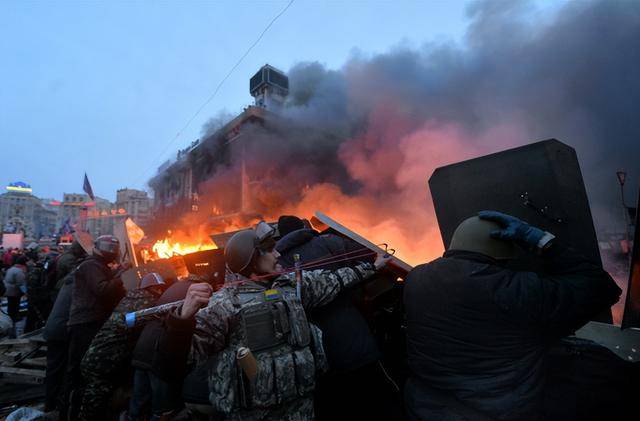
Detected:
left=145, top=1, right=639, bottom=271
left=147, top=65, right=348, bottom=253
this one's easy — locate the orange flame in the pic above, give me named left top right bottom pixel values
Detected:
left=151, top=235, right=217, bottom=259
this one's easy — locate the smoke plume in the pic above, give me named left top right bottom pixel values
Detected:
left=260, top=0, right=638, bottom=258
left=156, top=0, right=639, bottom=319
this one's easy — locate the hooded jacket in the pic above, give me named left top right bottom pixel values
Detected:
left=3, top=265, right=26, bottom=297
left=276, top=228, right=381, bottom=371
left=68, top=255, right=125, bottom=327
left=131, top=279, right=194, bottom=380
left=55, top=241, right=86, bottom=285
left=43, top=269, right=76, bottom=342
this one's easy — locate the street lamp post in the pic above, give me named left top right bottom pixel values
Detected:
left=616, top=170, right=631, bottom=266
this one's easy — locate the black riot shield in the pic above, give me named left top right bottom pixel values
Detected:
left=429, top=138, right=611, bottom=322
left=182, top=248, right=226, bottom=287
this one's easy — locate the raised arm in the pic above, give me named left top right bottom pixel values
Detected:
left=297, top=253, right=391, bottom=309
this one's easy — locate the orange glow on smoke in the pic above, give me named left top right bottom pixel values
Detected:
left=149, top=103, right=527, bottom=267
left=261, top=112, right=513, bottom=266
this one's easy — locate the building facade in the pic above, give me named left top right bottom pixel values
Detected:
left=148, top=66, right=288, bottom=223
left=116, top=188, right=152, bottom=227
left=0, top=182, right=57, bottom=240
left=148, top=105, right=265, bottom=232
left=59, top=193, right=120, bottom=238
left=147, top=65, right=344, bottom=236
left=0, top=182, right=151, bottom=242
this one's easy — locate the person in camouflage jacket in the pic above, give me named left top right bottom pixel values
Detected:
left=79, top=273, right=167, bottom=420
left=166, top=222, right=392, bottom=421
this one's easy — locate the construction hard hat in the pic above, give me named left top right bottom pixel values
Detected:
left=93, top=235, right=121, bottom=263
left=140, top=272, right=165, bottom=289
left=449, top=216, right=515, bottom=260
left=225, top=221, right=277, bottom=274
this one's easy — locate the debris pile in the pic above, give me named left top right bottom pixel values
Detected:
left=0, top=329, right=46, bottom=415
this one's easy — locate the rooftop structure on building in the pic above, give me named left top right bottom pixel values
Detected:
left=250, top=64, right=289, bottom=108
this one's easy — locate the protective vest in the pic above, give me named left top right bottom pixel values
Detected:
left=207, top=283, right=327, bottom=413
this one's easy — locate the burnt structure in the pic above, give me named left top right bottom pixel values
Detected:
left=148, top=65, right=344, bottom=236
left=149, top=107, right=265, bottom=219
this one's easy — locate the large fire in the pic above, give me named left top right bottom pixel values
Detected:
left=147, top=108, right=498, bottom=267
left=152, top=238, right=217, bottom=259
left=150, top=228, right=217, bottom=260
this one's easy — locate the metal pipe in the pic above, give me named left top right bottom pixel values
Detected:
left=124, top=299, right=184, bottom=328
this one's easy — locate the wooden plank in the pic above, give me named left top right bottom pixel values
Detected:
left=0, top=339, right=33, bottom=346
left=21, top=357, right=47, bottom=368
left=0, top=351, right=22, bottom=364
left=0, top=374, right=45, bottom=385
left=12, top=344, right=42, bottom=366
left=18, top=327, right=44, bottom=339
left=0, top=366, right=46, bottom=377
left=312, top=211, right=413, bottom=276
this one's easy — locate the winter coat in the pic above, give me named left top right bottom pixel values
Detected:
left=56, top=242, right=86, bottom=283
left=43, top=270, right=75, bottom=342
left=68, top=256, right=125, bottom=327
left=2, top=252, right=14, bottom=267
left=3, top=265, right=26, bottom=297
left=276, top=229, right=381, bottom=371
left=131, top=280, right=193, bottom=379
left=78, top=287, right=163, bottom=419
left=403, top=243, right=622, bottom=421
left=276, top=229, right=359, bottom=267
left=81, top=288, right=162, bottom=375
left=163, top=262, right=376, bottom=419
left=55, top=254, right=78, bottom=285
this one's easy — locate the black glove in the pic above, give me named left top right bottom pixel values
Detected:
left=478, top=210, right=554, bottom=250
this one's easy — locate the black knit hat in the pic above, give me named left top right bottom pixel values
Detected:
left=277, top=215, right=305, bottom=238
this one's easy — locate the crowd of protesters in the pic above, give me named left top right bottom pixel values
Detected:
left=0, top=210, right=625, bottom=420
left=0, top=244, right=66, bottom=338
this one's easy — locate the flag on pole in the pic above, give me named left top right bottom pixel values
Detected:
left=83, top=173, right=95, bottom=201
left=60, top=218, right=73, bottom=235
left=125, top=217, right=145, bottom=245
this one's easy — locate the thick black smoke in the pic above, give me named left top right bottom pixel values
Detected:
left=155, top=0, right=637, bottom=321
left=176, top=0, right=637, bottom=248
left=277, top=0, right=640, bottom=231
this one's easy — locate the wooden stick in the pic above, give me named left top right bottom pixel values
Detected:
left=0, top=366, right=46, bottom=377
